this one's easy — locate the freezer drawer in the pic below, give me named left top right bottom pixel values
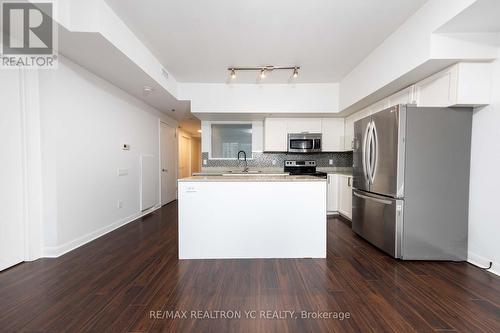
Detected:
left=352, top=189, right=403, bottom=258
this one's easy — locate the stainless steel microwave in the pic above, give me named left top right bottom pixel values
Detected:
left=287, top=133, right=322, bottom=153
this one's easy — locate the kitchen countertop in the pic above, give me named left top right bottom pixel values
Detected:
left=179, top=175, right=326, bottom=182
left=195, top=167, right=352, bottom=177
left=323, top=171, right=353, bottom=176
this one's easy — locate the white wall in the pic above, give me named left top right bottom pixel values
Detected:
left=0, top=69, right=25, bottom=270
left=468, top=48, right=500, bottom=274
left=180, top=83, right=339, bottom=114
left=38, top=55, right=176, bottom=256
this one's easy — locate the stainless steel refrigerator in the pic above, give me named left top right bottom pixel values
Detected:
left=352, top=104, right=471, bottom=260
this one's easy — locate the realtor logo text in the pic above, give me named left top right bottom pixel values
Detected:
left=1, top=1, right=57, bottom=68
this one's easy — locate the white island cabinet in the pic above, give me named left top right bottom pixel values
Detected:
left=178, top=176, right=327, bottom=259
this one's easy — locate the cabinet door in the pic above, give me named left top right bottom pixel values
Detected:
left=414, top=65, right=458, bottom=107
left=286, top=119, right=322, bottom=134
left=343, top=115, right=356, bottom=151
left=386, top=86, right=415, bottom=107
left=322, top=118, right=345, bottom=152
left=367, top=99, right=390, bottom=116
left=339, top=176, right=353, bottom=220
left=344, top=106, right=371, bottom=150
left=327, top=174, right=339, bottom=212
left=264, top=118, right=287, bottom=152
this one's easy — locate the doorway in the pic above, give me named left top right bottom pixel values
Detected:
left=178, top=133, right=192, bottom=179
left=160, top=122, right=177, bottom=206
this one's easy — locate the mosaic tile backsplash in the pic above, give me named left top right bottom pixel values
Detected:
left=201, top=152, right=353, bottom=168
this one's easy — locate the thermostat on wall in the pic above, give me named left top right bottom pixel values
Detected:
left=122, top=144, right=130, bottom=150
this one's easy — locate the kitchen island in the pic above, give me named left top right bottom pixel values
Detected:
left=178, top=175, right=327, bottom=259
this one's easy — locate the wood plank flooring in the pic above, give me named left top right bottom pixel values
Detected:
left=1, top=201, right=499, bottom=332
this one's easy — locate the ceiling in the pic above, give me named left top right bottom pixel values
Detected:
left=105, top=0, right=428, bottom=83
left=437, top=0, right=500, bottom=33
left=179, top=117, right=202, bottom=137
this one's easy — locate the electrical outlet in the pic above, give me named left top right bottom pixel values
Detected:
left=272, top=160, right=277, bottom=166
left=117, top=200, right=123, bottom=208
left=203, top=159, right=207, bottom=166
left=329, top=159, right=333, bottom=165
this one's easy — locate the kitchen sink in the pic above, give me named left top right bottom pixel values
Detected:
left=224, top=170, right=262, bottom=174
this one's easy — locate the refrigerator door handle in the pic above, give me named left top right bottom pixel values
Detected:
left=353, top=191, right=392, bottom=205
left=366, top=121, right=375, bottom=184
left=363, top=122, right=372, bottom=184
left=370, top=122, right=379, bottom=184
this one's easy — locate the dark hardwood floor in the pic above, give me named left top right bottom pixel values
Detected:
left=1, top=201, right=500, bottom=332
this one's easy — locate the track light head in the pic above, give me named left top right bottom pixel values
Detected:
left=230, top=69, right=236, bottom=79
left=260, top=69, right=266, bottom=79
left=293, top=67, right=299, bottom=78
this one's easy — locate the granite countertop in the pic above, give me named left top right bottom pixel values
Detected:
left=179, top=175, right=326, bottom=182
left=317, top=168, right=353, bottom=176
left=196, top=167, right=353, bottom=177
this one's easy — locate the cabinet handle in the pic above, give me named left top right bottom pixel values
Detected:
left=348, top=177, right=351, bottom=187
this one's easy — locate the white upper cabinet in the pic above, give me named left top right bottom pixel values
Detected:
left=264, top=118, right=345, bottom=152
left=414, top=62, right=491, bottom=107
left=321, top=118, right=345, bottom=152
left=286, top=119, right=322, bottom=134
left=386, top=85, right=415, bottom=108
left=264, top=118, right=287, bottom=152
left=342, top=62, right=492, bottom=150
left=343, top=105, right=372, bottom=150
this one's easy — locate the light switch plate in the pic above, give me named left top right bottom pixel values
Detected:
left=118, top=169, right=128, bottom=176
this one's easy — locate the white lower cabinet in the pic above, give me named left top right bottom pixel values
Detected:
left=327, top=174, right=339, bottom=213
left=339, top=175, right=353, bottom=220
left=327, top=174, right=352, bottom=220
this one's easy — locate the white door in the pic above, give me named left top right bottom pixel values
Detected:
left=160, top=122, right=177, bottom=205
left=0, top=69, right=25, bottom=271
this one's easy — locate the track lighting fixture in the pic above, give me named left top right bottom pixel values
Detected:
left=227, top=65, right=300, bottom=81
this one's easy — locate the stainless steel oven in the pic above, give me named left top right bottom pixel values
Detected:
left=287, top=133, right=322, bottom=153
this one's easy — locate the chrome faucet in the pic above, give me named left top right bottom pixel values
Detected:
left=237, top=150, right=249, bottom=172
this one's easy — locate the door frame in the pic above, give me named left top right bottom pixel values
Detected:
left=159, top=120, right=178, bottom=206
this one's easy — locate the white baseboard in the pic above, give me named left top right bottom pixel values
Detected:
left=468, top=251, right=500, bottom=276
left=42, top=206, right=161, bottom=258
